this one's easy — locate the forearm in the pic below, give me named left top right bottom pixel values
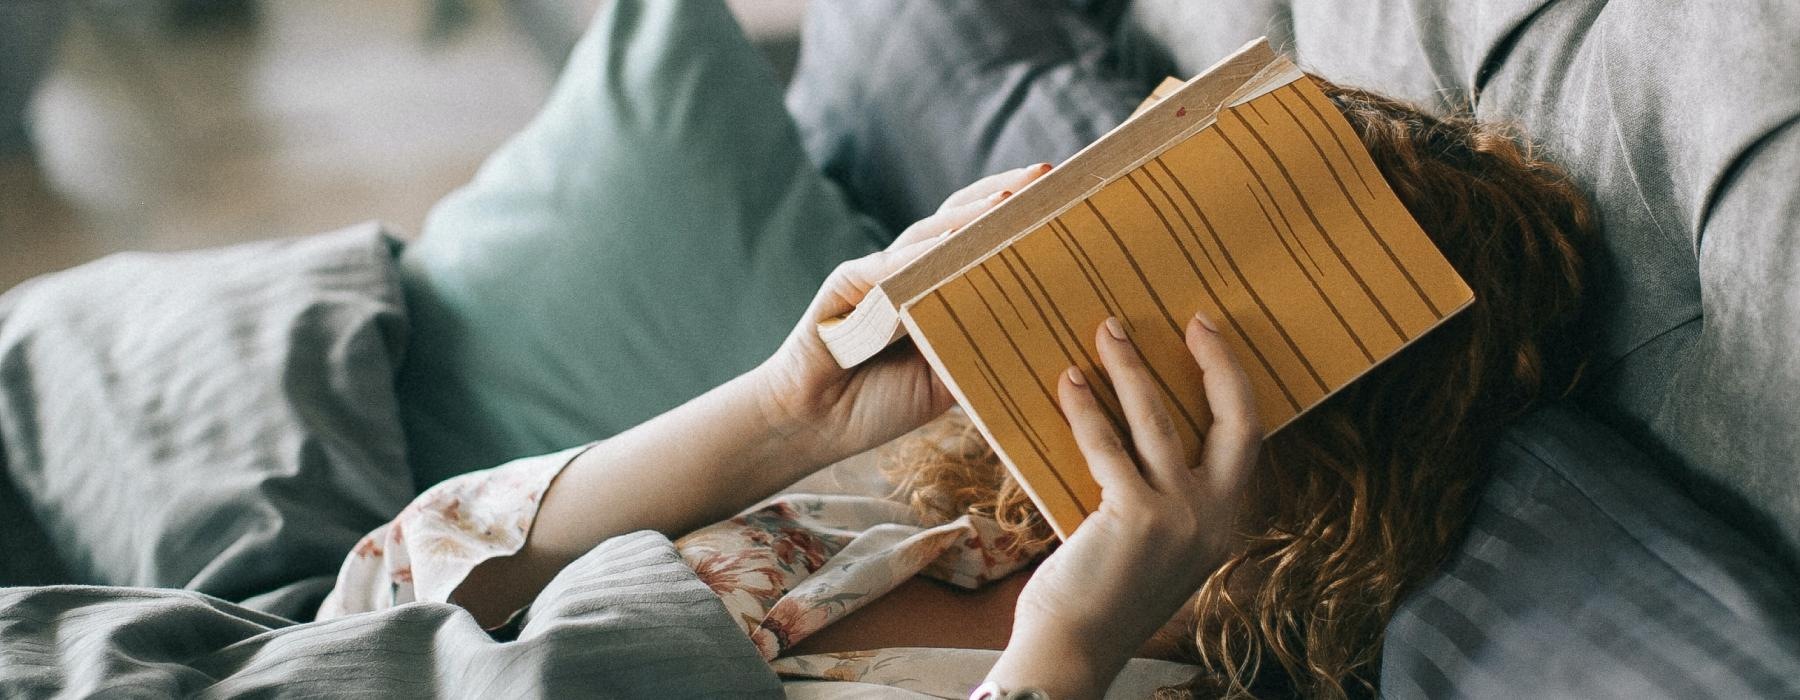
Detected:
left=454, top=367, right=829, bottom=625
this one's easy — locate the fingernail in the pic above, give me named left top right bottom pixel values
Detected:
left=1037, top=162, right=1053, bottom=174
left=1192, top=312, right=1219, bottom=333
left=1104, top=316, right=1128, bottom=341
left=997, top=190, right=1014, bottom=201
left=1066, top=366, right=1086, bottom=386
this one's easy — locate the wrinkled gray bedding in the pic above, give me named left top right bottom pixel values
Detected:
left=0, top=227, right=783, bottom=698
left=0, top=532, right=780, bottom=698
left=0, top=224, right=410, bottom=619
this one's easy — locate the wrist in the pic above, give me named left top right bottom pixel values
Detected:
left=987, top=624, right=1131, bottom=700
left=743, top=361, right=836, bottom=465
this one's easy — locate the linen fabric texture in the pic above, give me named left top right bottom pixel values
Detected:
left=0, top=223, right=412, bottom=619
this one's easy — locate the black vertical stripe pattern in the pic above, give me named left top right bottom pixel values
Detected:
left=1272, top=87, right=1439, bottom=316
left=1147, top=158, right=1304, bottom=412
left=1130, top=167, right=1299, bottom=412
left=1212, top=115, right=1411, bottom=343
left=1049, top=219, right=1130, bottom=323
left=976, top=264, right=1030, bottom=329
left=1075, top=200, right=1218, bottom=439
left=1232, top=104, right=1442, bottom=318
left=1246, top=183, right=1376, bottom=363
left=1149, top=157, right=1329, bottom=396
left=938, top=284, right=1058, bottom=464
left=1137, top=164, right=1228, bottom=283
left=1286, top=83, right=1379, bottom=199
left=995, top=249, right=1131, bottom=438
left=1049, top=218, right=1174, bottom=431
left=931, top=291, right=1088, bottom=517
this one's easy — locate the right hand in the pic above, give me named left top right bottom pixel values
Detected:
left=752, top=163, right=1054, bottom=465
left=989, top=312, right=1263, bottom=698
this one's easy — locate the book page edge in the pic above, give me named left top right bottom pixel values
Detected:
left=878, top=38, right=1283, bottom=308
left=898, top=57, right=1305, bottom=310
left=819, top=285, right=901, bottom=368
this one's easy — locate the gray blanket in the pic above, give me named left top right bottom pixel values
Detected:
left=0, top=532, right=781, bottom=698
left=0, top=227, right=785, bottom=698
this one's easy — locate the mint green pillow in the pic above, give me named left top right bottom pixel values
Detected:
left=397, top=0, right=885, bottom=487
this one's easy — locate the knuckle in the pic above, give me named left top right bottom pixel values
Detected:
left=832, top=258, right=865, bottom=277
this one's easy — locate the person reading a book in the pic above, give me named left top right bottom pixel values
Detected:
left=320, top=19, right=1593, bottom=700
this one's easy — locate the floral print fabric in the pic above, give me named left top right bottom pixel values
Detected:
left=316, top=444, right=591, bottom=621
left=316, top=446, right=1200, bottom=696
left=675, top=494, right=1040, bottom=659
left=318, top=445, right=1042, bottom=662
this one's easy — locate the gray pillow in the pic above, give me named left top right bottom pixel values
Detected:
left=0, top=223, right=413, bottom=619
left=785, top=0, right=1166, bottom=234
left=1383, top=405, right=1800, bottom=698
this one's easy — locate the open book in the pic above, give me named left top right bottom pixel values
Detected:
left=819, top=39, right=1474, bottom=538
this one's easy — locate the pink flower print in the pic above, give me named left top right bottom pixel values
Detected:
left=351, top=534, right=384, bottom=559
left=770, top=527, right=833, bottom=572
left=688, top=550, right=752, bottom=598
left=820, top=663, right=864, bottom=682
left=757, top=599, right=837, bottom=656
left=437, top=497, right=462, bottom=523
left=684, top=547, right=787, bottom=604
left=749, top=627, right=781, bottom=660
left=897, top=528, right=964, bottom=571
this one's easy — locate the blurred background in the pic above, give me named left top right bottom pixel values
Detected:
left=0, top=0, right=805, bottom=293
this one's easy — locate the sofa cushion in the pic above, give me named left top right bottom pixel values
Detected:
left=1382, top=404, right=1800, bottom=698
left=1128, top=0, right=1800, bottom=581
left=787, top=0, right=1165, bottom=233
left=396, top=0, right=887, bottom=487
left=0, top=223, right=412, bottom=619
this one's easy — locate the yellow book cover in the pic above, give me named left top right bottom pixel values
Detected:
left=821, top=39, right=1473, bottom=538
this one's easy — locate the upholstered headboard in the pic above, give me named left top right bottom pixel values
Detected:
left=1129, top=0, right=1800, bottom=565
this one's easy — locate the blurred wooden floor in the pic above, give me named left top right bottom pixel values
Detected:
left=0, top=0, right=552, bottom=294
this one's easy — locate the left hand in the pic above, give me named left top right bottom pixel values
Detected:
left=753, top=163, right=1053, bottom=465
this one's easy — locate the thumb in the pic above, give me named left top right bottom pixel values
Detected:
left=815, top=232, right=950, bottom=321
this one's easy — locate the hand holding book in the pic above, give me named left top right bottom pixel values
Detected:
left=987, top=313, right=1262, bottom=699
left=817, top=39, right=1473, bottom=538
left=755, top=163, right=1054, bottom=467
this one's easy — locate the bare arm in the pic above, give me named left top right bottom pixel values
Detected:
left=452, top=164, right=1053, bottom=627
left=451, top=369, right=831, bottom=626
